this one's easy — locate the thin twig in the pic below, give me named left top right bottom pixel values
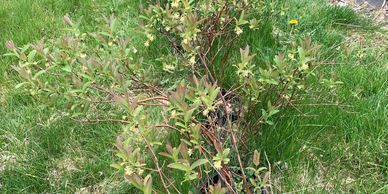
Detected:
left=140, top=132, right=172, bottom=194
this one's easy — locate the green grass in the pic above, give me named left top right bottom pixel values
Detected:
left=248, top=66, right=388, bottom=192
left=1, top=0, right=387, bottom=193
left=0, top=93, right=124, bottom=193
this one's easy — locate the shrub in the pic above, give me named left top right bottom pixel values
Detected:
left=6, top=0, right=321, bottom=193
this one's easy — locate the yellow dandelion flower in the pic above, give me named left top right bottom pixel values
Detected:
left=289, top=19, right=298, bottom=25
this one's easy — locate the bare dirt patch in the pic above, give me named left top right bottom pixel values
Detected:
left=330, top=0, right=388, bottom=27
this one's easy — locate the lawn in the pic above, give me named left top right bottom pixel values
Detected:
left=0, top=0, right=387, bottom=193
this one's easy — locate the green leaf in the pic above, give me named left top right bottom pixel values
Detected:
left=298, top=46, right=305, bottom=61
left=67, top=89, right=82, bottom=94
left=125, top=174, right=143, bottom=191
left=268, top=109, right=279, bottom=117
left=27, top=50, right=37, bottom=61
left=159, top=152, right=172, bottom=159
left=110, top=163, right=123, bottom=170
left=186, top=172, right=198, bottom=181
left=143, top=174, right=152, bottom=194
left=21, top=44, right=30, bottom=53
left=3, top=53, right=19, bottom=57
left=99, top=31, right=114, bottom=38
left=14, top=82, right=29, bottom=89
left=184, top=107, right=195, bottom=122
left=223, top=148, right=230, bottom=156
left=238, top=10, right=248, bottom=25
left=190, top=159, right=208, bottom=170
left=115, top=152, right=126, bottom=160
left=180, top=139, right=192, bottom=146
left=79, top=73, right=93, bottom=80
left=168, top=162, right=191, bottom=172
left=190, top=139, right=199, bottom=145
left=62, top=64, right=72, bottom=73
left=33, top=69, right=46, bottom=78
left=182, top=0, right=191, bottom=10
left=175, top=122, right=187, bottom=130
left=210, top=87, right=220, bottom=102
